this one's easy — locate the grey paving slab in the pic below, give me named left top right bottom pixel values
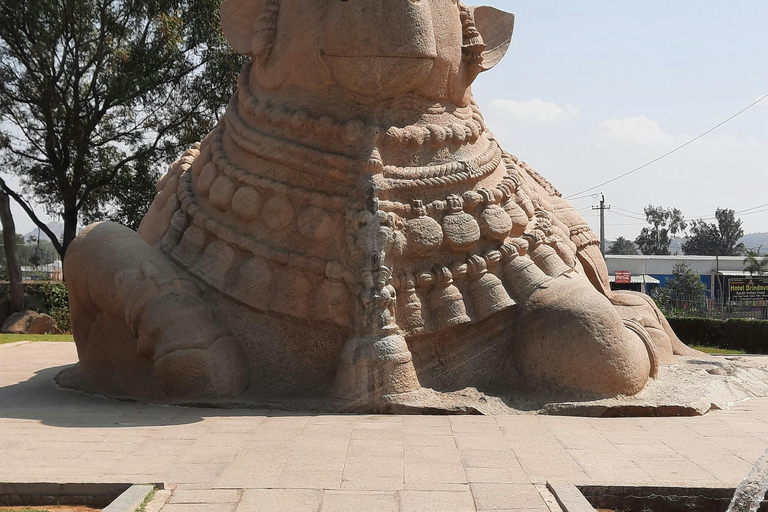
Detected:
left=320, top=491, right=398, bottom=512
left=399, top=489, right=477, bottom=512
left=4, top=342, right=768, bottom=511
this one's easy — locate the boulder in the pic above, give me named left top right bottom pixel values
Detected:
left=29, top=313, right=62, bottom=334
left=1, top=310, right=61, bottom=334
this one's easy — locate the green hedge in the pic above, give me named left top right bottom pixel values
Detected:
left=668, top=317, right=768, bottom=354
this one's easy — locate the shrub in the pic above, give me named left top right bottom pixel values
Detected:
left=36, top=280, right=70, bottom=333
left=668, top=317, right=768, bottom=354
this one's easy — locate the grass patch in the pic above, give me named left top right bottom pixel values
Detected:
left=136, top=488, right=157, bottom=512
left=0, top=509, right=52, bottom=512
left=690, top=345, right=746, bottom=355
left=0, top=334, right=74, bottom=344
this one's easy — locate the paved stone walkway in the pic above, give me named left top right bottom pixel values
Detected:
left=1, top=341, right=767, bottom=511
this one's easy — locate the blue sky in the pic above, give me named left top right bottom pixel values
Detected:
left=7, top=1, right=768, bottom=244
left=474, top=0, right=768, bottom=241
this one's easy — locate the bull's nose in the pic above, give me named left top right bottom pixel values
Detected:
left=321, top=0, right=438, bottom=98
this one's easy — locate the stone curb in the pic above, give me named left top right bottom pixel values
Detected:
left=102, top=484, right=155, bottom=512
left=546, top=482, right=595, bottom=512
left=0, top=341, right=35, bottom=348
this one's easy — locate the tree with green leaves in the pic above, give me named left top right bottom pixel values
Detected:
left=607, top=236, right=638, bottom=255
left=634, top=205, right=687, bottom=255
left=0, top=0, right=244, bottom=257
left=744, top=247, right=768, bottom=276
left=682, top=208, right=745, bottom=256
left=653, top=262, right=708, bottom=317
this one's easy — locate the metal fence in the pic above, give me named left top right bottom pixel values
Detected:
left=656, top=293, right=767, bottom=320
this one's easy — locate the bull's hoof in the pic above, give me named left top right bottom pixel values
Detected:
left=154, top=336, right=249, bottom=399
left=511, top=276, right=652, bottom=397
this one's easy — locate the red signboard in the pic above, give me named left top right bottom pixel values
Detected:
left=615, top=271, right=632, bottom=284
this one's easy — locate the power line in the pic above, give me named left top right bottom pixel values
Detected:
left=564, top=92, right=768, bottom=199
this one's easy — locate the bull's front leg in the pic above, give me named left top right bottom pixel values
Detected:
left=64, top=222, right=249, bottom=399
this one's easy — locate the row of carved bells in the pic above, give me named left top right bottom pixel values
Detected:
left=395, top=246, right=568, bottom=336
left=404, top=196, right=531, bottom=256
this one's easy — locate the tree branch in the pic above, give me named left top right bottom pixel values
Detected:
left=0, top=178, right=64, bottom=257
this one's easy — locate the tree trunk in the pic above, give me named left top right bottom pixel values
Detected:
left=62, top=200, right=79, bottom=257
left=0, top=187, right=25, bottom=313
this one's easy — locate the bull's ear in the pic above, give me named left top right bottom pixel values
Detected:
left=473, top=6, right=515, bottom=71
left=221, top=0, right=260, bottom=55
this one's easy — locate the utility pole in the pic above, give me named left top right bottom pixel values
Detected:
left=593, top=193, right=610, bottom=256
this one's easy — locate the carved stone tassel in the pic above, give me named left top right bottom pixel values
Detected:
left=498, top=178, right=530, bottom=237
left=524, top=231, right=571, bottom=278
left=427, top=266, right=470, bottom=330
left=499, top=240, right=550, bottom=301
left=395, top=271, right=425, bottom=335
left=467, top=255, right=514, bottom=319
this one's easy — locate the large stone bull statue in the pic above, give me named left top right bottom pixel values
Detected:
left=62, top=0, right=699, bottom=408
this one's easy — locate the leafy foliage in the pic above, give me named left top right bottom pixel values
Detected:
left=0, top=0, right=245, bottom=254
left=607, top=236, right=638, bottom=255
left=36, top=280, right=70, bottom=332
left=682, top=208, right=745, bottom=256
left=634, top=205, right=686, bottom=255
left=744, top=247, right=768, bottom=276
left=652, top=262, right=707, bottom=317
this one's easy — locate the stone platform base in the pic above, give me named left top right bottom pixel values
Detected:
left=56, top=355, right=768, bottom=417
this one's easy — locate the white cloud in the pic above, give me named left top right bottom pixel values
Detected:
left=599, top=116, right=674, bottom=145
left=490, top=98, right=579, bottom=123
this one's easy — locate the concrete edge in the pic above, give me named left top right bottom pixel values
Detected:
left=546, top=482, right=595, bottom=512
left=102, top=485, right=155, bottom=512
left=0, top=341, right=35, bottom=348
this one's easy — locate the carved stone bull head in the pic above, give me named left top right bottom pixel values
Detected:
left=221, top=0, right=515, bottom=105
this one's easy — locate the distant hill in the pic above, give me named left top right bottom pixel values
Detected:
left=23, top=222, right=63, bottom=245
left=740, top=232, right=768, bottom=253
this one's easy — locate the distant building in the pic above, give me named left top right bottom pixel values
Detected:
left=19, top=260, right=63, bottom=281
left=605, top=255, right=761, bottom=301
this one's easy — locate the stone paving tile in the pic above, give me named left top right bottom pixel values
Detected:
left=161, top=503, right=234, bottom=512
left=713, top=434, right=768, bottom=462
left=568, top=449, right=653, bottom=485
left=403, top=432, right=456, bottom=447
left=275, top=469, right=344, bottom=490
left=631, top=457, right=719, bottom=486
left=347, top=438, right=404, bottom=458
left=470, top=483, right=548, bottom=510
left=342, top=455, right=404, bottom=487
left=399, top=490, right=476, bottom=512
left=404, top=461, right=468, bottom=488
left=169, top=489, right=241, bottom=504
left=460, top=448, right=519, bottom=468
left=320, top=491, right=398, bottom=511
left=613, top=441, right=685, bottom=460
left=464, top=467, right=530, bottom=484
left=515, top=456, right=589, bottom=485
left=236, top=489, right=321, bottom=511
left=453, top=432, right=509, bottom=451
left=405, top=444, right=462, bottom=464
left=163, top=462, right=228, bottom=485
